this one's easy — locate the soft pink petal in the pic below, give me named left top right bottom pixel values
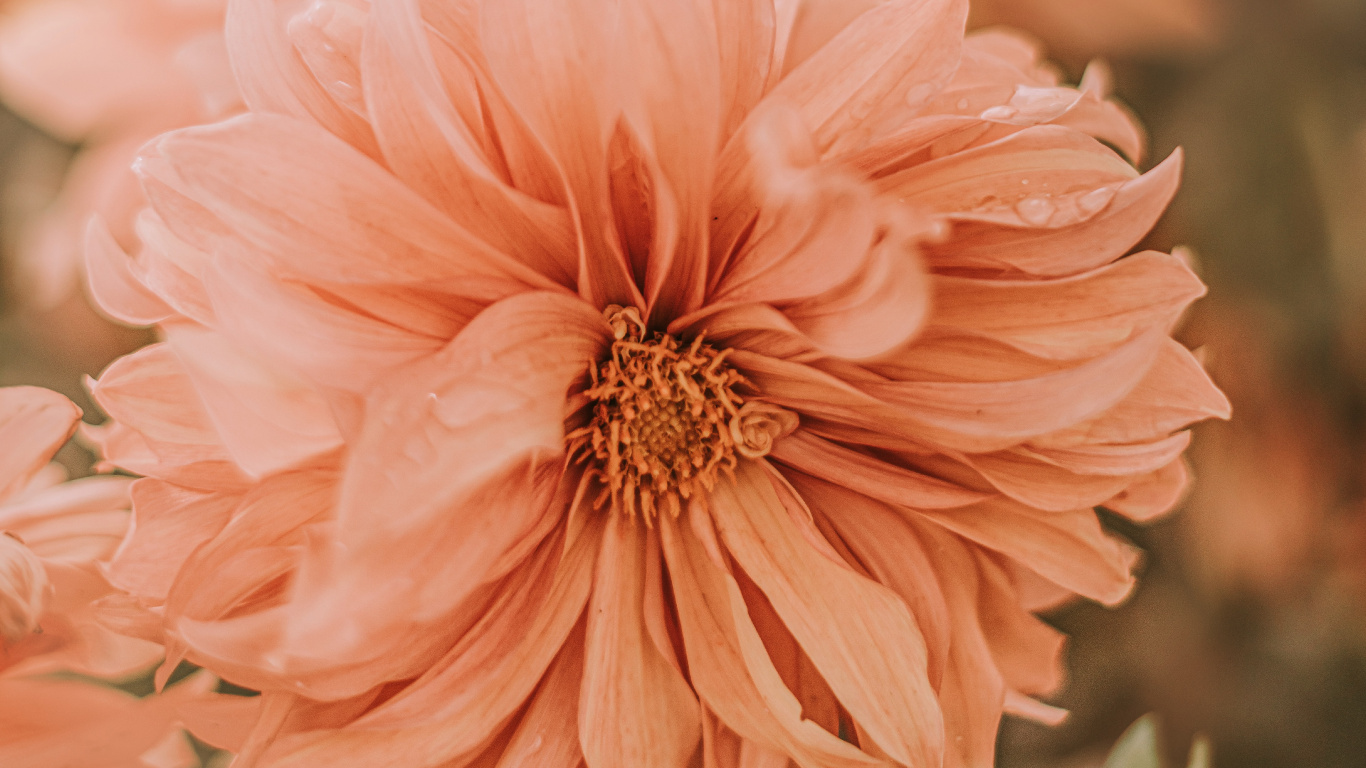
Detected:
left=658, top=513, right=879, bottom=768
left=928, top=251, right=1206, bottom=360
left=84, top=217, right=175, bottom=326
left=105, top=479, right=238, bottom=601
left=769, top=430, right=987, bottom=509
left=0, top=387, right=80, bottom=502
left=149, top=113, right=555, bottom=296
left=580, top=516, right=700, bottom=768
left=918, top=497, right=1137, bottom=604
left=769, top=0, right=968, bottom=156
left=924, top=150, right=1182, bottom=277
left=711, top=460, right=943, bottom=767
left=261, top=293, right=605, bottom=692
left=263, top=519, right=599, bottom=767
left=1103, top=458, right=1190, bottom=521
left=362, top=0, right=579, bottom=284
left=479, top=0, right=642, bottom=310
left=166, top=324, right=343, bottom=478
left=1034, top=338, right=1230, bottom=447
left=225, top=0, right=379, bottom=155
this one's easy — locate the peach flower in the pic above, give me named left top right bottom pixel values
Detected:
left=0, top=385, right=206, bottom=767
left=0, top=0, right=237, bottom=304
left=87, top=0, right=1227, bottom=766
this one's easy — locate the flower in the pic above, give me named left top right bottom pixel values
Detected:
left=0, top=385, right=209, bottom=767
left=87, top=0, right=1228, bottom=766
left=0, top=0, right=237, bottom=305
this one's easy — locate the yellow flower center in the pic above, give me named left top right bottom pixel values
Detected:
left=569, top=306, right=795, bottom=520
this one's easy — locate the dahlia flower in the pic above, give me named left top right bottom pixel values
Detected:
left=86, top=0, right=1228, bottom=766
left=0, top=386, right=206, bottom=767
left=0, top=0, right=235, bottom=304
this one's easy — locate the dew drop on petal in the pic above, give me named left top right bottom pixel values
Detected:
left=980, top=105, right=1018, bottom=121
left=1014, top=195, right=1056, bottom=226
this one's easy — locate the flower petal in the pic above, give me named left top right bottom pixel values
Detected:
left=925, top=150, right=1182, bottom=277
left=84, top=217, right=174, bottom=327
left=479, top=0, right=642, bottom=309
left=658, top=513, right=879, bottom=768
left=0, top=387, right=80, bottom=503
left=225, top=0, right=379, bottom=156
left=362, top=0, right=579, bottom=284
left=580, top=516, right=701, bottom=768
left=769, top=430, right=987, bottom=509
left=770, top=0, right=968, bottom=155
left=1103, top=459, right=1190, bottom=522
left=1034, top=338, right=1230, bottom=447
left=265, top=518, right=600, bottom=768
left=918, top=497, right=1137, bottom=605
left=711, top=460, right=944, bottom=767
left=166, top=324, right=344, bottom=479
left=268, top=293, right=605, bottom=690
left=105, top=478, right=238, bottom=601
left=149, top=113, right=554, bottom=297
left=928, top=251, right=1206, bottom=360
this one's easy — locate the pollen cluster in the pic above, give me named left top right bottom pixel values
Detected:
left=568, top=307, right=748, bottom=520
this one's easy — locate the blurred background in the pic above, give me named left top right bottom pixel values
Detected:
left=2, top=0, right=1366, bottom=766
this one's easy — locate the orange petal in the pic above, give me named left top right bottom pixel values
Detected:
left=258, top=294, right=604, bottom=688
left=0, top=387, right=80, bottom=503
left=264, top=519, right=599, bottom=768
left=783, top=471, right=954, bottom=685
left=929, top=251, right=1206, bottom=360
left=963, top=450, right=1135, bottom=512
left=909, top=522, right=1004, bottom=768
left=480, top=0, right=642, bottom=310
left=770, top=430, right=987, bottom=509
left=105, top=478, right=237, bottom=600
left=918, top=497, right=1137, bottom=605
left=203, top=259, right=445, bottom=397
left=150, top=113, right=553, bottom=297
left=1034, top=338, right=1230, bottom=447
left=878, top=124, right=1136, bottom=217
left=494, top=625, right=585, bottom=768
left=658, top=512, right=879, bottom=768
left=924, top=150, right=1182, bottom=277
left=84, top=217, right=174, bottom=326
left=770, top=0, right=968, bottom=156
left=165, top=324, right=343, bottom=479
left=362, top=0, right=578, bottom=284
left=976, top=552, right=1065, bottom=697
left=711, top=460, right=944, bottom=767
left=580, top=515, right=700, bottom=768
left=1103, top=458, right=1190, bottom=521
left=225, top=0, right=379, bottom=156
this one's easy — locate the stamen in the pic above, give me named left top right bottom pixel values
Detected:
left=567, top=306, right=795, bottom=521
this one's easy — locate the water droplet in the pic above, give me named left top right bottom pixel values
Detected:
left=955, top=98, right=969, bottom=110
left=979, top=105, right=1017, bottom=121
left=1078, top=186, right=1117, bottom=216
left=1020, top=178, right=1030, bottom=185
left=529, top=736, right=544, bottom=753
left=1014, top=195, right=1056, bottom=226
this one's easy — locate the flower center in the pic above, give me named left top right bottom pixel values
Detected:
left=568, top=306, right=795, bottom=520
